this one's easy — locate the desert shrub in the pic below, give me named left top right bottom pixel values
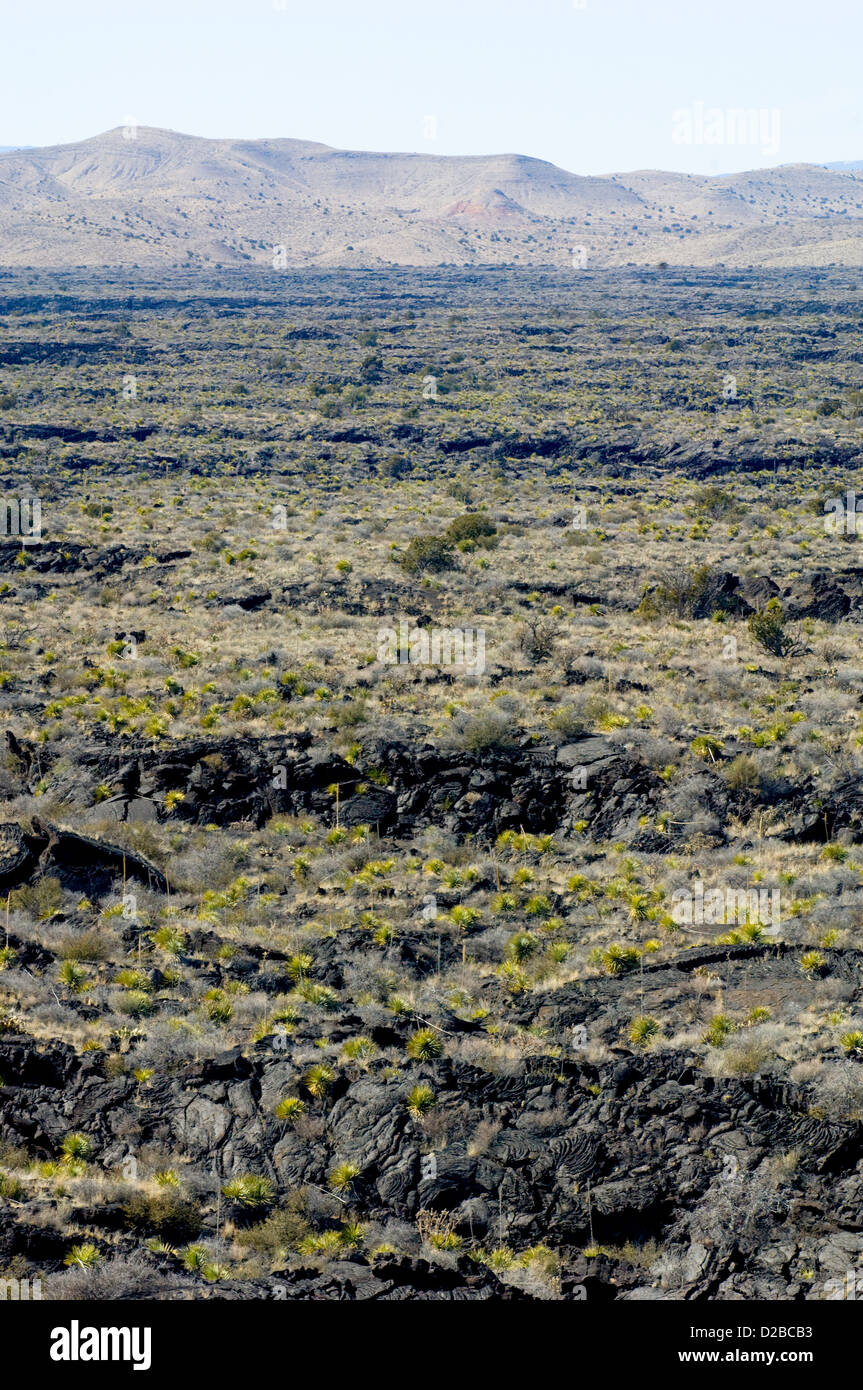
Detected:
left=417, top=1208, right=462, bottom=1250
left=121, top=1192, right=202, bottom=1243
left=383, top=454, right=409, bottom=478
left=49, top=1256, right=177, bottom=1301
left=10, top=876, right=64, bottom=919
left=724, top=754, right=760, bottom=791
left=457, top=711, right=515, bottom=752
left=720, top=1039, right=773, bottom=1075
left=444, top=512, right=496, bottom=548
left=399, top=535, right=454, bottom=575
left=694, top=485, right=741, bottom=517
left=57, top=930, right=113, bottom=962
left=234, top=1197, right=310, bottom=1256
left=748, top=599, right=794, bottom=658
left=519, top=616, right=557, bottom=662
left=548, top=701, right=588, bottom=738
left=637, top=562, right=714, bottom=619
left=331, top=699, right=369, bottom=729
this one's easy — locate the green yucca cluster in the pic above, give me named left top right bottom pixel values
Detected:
left=221, top=1174, right=275, bottom=1209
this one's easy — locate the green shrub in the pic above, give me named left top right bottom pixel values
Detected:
left=724, top=754, right=759, bottom=791
left=122, top=1191, right=202, bottom=1242
left=444, top=513, right=496, bottom=547
left=399, top=535, right=454, bottom=575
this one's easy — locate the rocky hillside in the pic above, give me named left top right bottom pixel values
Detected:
left=3, top=127, right=863, bottom=268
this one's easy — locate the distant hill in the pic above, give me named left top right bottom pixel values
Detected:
left=2, top=127, right=863, bottom=268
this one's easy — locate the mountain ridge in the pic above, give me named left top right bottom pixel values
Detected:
left=3, top=126, right=863, bottom=268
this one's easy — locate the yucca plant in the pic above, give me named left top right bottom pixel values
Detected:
left=115, top=968, right=150, bottom=990
left=801, top=950, right=826, bottom=976
left=180, top=1243, right=208, bottom=1272
left=519, top=1244, right=559, bottom=1274
left=591, top=944, right=640, bottom=976
left=340, top=1221, right=365, bottom=1249
left=203, top=992, right=233, bottom=1024
left=429, top=1229, right=463, bottom=1250
left=61, top=1132, right=92, bottom=1165
left=335, top=1033, right=374, bottom=1066
left=64, top=1242, right=100, bottom=1268
left=120, top=989, right=155, bottom=1018
left=287, top=953, right=313, bottom=982
left=295, top=981, right=340, bottom=1011
left=406, top=1028, right=443, bottom=1061
left=498, top=959, right=530, bottom=994
left=704, top=1014, right=736, bottom=1047
left=406, top=1084, right=437, bottom=1118
left=59, top=960, right=88, bottom=993
left=275, top=1095, right=306, bottom=1122
left=150, top=925, right=186, bottom=956
left=298, top=1229, right=343, bottom=1256
left=146, top=1237, right=177, bottom=1256
left=303, top=1063, right=335, bottom=1098
left=271, top=1000, right=301, bottom=1026
left=627, top=892, right=654, bottom=923
left=221, top=1174, right=275, bottom=1210
left=449, top=905, right=482, bottom=929
left=486, top=1246, right=514, bottom=1270
left=329, top=1162, right=360, bottom=1193
left=628, top=1015, right=660, bottom=1047
left=506, top=931, right=539, bottom=963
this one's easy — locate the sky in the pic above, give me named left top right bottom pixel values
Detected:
left=1, top=0, right=861, bottom=176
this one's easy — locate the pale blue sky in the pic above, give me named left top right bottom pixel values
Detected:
left=1, top=0, right=860, bottom=175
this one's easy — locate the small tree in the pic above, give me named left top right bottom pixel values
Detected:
left=748, top=599, right=794, bottom=658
